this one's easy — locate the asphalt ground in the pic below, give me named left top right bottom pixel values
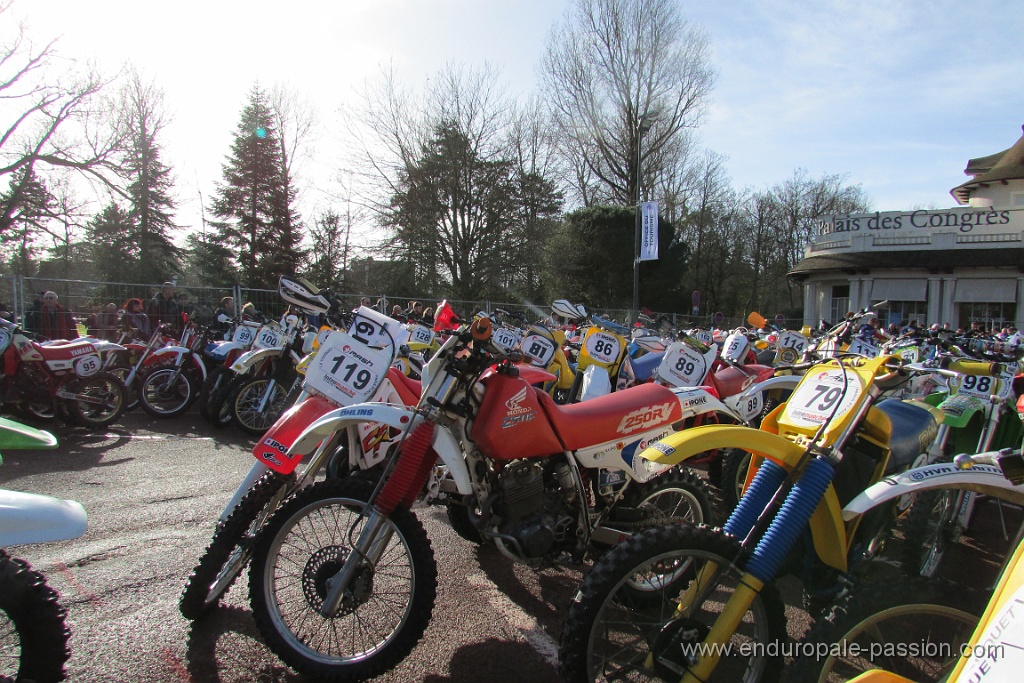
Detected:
left=1, top=408, right=1018, bottom=682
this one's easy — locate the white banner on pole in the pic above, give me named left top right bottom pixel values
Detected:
left=640, top=201, right=659, bottom=261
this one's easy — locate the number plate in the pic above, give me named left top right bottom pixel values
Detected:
left=407, top=323, right=435, bottom=346
left=950, top=369, right=1015, bottom=400
left=583, top=329, right=621, bottom=365
left=520, top=334, right=557, bottom=367
left=349, top=306, right=409, bottom=349
left=846, top=339, right=880, bottom=358
left=304, top=331, right=392, bottom=407
left=694, top=330, right=713, bottom=346
left=253, top=325, right=282, bottom=349
left=782, top=368, right=863, bottom=428
left=73, top=353, right=102, bottom=377
left=894, top=345, right=920, bottom=363
left=659, top=341, right=710, bottom=387
left=491, top=327, right=521, bottom=353
left=232, top=324, right=256, bottom=345
left=722, top=333, right=748, bottom=362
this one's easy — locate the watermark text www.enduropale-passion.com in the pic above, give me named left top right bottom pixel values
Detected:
left=678, top=639, right=1005, bottom=663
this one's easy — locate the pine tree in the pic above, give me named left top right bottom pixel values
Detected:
left=121, top=71, right=181, bottom=283
left=210, top=86, right=302, bottom=288
left=0, top=166, right=54, bottom=276
left=86, top=202, right=135, bottom=298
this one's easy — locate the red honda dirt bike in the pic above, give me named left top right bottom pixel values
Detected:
left=244, top=317, right=721, bottom=680
left=0, top=319, right=128, bottom=429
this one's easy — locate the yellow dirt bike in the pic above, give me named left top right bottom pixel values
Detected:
left=556, top=354, right=1000, bottom=683
left=518, top=322, right=575, bottom=402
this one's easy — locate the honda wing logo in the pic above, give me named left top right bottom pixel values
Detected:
left=505, top=387, right=530, bottom=415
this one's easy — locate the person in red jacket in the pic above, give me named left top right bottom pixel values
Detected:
left=38, top=291, right=79, bottom=341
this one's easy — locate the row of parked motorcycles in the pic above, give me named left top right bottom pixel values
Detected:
left=4, top=276, right=1024, bottom=682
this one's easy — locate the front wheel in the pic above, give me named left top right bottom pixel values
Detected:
left=233, top=378, right=291, bottom=435
left=139, top=366, right=197, bottom=418
left=900, top=488, right=960, bottom=578
left=249, top=477, right=437, bottom=680
left=559, top=524, right=786, bottom=683
left=789, top=578, right=982, bottom=683
left=63, top=371, right=127, bottom=429
left=0, top=550, right=71, bottom=683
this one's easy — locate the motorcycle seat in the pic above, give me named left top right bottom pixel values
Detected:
left=712, top=364, right=774, bottom=398
left=876, top=398, right=939, bottom=471
left=630, top=351, right=662, bottom=382
left=34, top=339, right=97, bottom=361
left=534, top=382, right=682, bottom=452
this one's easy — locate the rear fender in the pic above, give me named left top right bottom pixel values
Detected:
left=143, top=345, right=187, bottom=367
left=286, top=403, right=473, bottom=496
left=843, top=462, right=1024, bottom=521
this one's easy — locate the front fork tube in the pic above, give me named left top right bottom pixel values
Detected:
left=220, top=461, right=272, bottom=523
left=320, top=507, right=396, bottom=617
left=256, top=378, right=277, bottom=413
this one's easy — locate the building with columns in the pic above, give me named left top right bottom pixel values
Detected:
left=790, top=126, right=1024, bottom=330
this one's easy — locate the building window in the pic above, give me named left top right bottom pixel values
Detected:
left=958, top=302, right=1017, bottom=332
left=828, top=285, right=849, bottom=324
left=1013, top=192, right=1024, bottom=206
left=879, top=301, right=928, bottom=329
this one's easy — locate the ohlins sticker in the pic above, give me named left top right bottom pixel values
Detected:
left=617, top=402, right=674, bottom=434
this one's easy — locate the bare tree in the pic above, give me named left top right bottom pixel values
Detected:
left=0, top=1, right=126, bottom=235
left=541, top=0, right=715, bottom=209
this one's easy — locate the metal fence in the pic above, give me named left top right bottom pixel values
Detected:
left=0, top=275, right=794, bottom=332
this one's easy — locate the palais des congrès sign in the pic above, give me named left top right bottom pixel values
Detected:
left=817, top=208, right=1024, bottom=237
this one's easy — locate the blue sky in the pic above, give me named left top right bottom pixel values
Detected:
left=12, top=0, right=1024, bottom=234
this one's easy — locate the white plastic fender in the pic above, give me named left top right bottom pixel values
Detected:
left=147, top=345, right=208, bottom=381
left=842, top=462, right=1024, bottom=521
left=733, top=374, right=801, bottom=404
left=0, top=489, right=87, bottom=546
left=579, top=365, right=613, bottom=401
left=667, top=385, right=745, bottom=423
left=286, top=403, right=474, bottom=497
left=230, top=346, right=282, bottom=373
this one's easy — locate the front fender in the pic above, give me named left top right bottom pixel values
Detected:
left=735, top=374, right=801, bottom=403
left=639, top=424, right=806, bottom=470
left=145, top=345, right=188, bottom=365
left=287, top=404, right=473, bottom=497
left=843, top=462, right=1024, bottom=520
left=231, top=347, right=282, bottom=373
left=936, top=394, right=989, bottom=428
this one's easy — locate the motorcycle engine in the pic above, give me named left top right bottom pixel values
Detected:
left=496, top=459, right=576, bottom=560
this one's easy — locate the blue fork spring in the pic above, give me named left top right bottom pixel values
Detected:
left=723, top=459, right=788, bottom=539
left=744, top=457, right=835, bottom=584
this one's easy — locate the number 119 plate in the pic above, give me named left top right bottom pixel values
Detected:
left=304, top=331, right=392, bottom=407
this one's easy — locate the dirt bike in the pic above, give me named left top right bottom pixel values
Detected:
left=135, top=316, right=212, bottom=418
left=900, top=355, right=1023, bottom=578
left=518, top=320, right=576, bottom=402
left=557, top=351, right=963, bottom=683
left=789, top=446, right=1024, bottom=682
left=196, top=318, right=262, bottom=420
left=100, top=324, right=177, bottom=412
left=0, top=416, right=87, bottom=683
left=178, top=283, right=413, bottom=620
left=243, top=316, right=726, bottom=680
left=0, top=319, right=128, bottom=429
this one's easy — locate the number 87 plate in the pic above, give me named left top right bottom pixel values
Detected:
left=303, top=331, right=394, bottom=407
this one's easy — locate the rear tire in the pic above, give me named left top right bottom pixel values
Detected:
left=63, top=372, right=127, bottom=429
